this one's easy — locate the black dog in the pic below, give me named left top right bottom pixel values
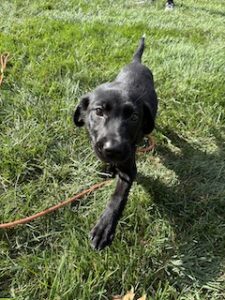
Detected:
left=74, top=36, right=158, bottom=250
left=165, top=0, right=175, bottom=10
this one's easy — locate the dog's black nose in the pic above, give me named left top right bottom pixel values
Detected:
left=96, top=139, right=128, bottom=162
left=103, top=141, right=123, bottom=157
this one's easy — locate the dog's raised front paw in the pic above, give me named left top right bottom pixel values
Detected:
left=90, top=211, right=116, bottom=250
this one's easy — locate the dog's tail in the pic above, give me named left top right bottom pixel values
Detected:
left=132, top=34, right=145, bottom=63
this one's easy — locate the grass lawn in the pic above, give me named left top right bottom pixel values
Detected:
left=0, top=0, right=225, bottom=299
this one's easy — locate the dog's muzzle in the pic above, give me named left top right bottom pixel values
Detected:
left=95, top=138, right=131, bottom=163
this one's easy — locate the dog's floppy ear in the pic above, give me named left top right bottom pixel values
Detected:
left=142, top=103, right=155, bottom=135
left=73, top=95, right=90, bottom=127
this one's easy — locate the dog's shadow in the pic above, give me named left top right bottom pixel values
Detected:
left=137, top=127, right=225, bottom=290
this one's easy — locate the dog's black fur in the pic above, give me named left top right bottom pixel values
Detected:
left=166, top=0, right=174, bottom=5
left=166, top=0, right=175, bottom=9
left=74, top=37, right=158, bottom=250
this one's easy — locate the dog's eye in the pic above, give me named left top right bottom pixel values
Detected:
left=123, top=105, right=134, bottom=119
left=95, top=108, right=104, bottom=116
left=123, top=105, right=138, bottom=122
left=130, top=113, right=138, bottom=122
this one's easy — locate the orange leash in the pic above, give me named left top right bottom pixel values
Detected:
left=0, top=53, right=9, bottom=86
left=137, top=135, right=155, bottom=153
left=0, top=136, right=155, bottom=229
left=0, top=180, right=112, bottom=229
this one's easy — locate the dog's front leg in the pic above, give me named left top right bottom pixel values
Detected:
left=90, top=159, right=137, bottom=250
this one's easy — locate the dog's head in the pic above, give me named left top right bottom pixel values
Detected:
left=74, top=87, right=154, bottom=164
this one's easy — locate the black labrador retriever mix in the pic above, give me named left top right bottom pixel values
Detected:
left=74, top=36, right=158, bottom=250
left=165, top=0, right=175, bottom=10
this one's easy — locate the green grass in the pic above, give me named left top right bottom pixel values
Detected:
left=0, top=0, right=225, bottom=299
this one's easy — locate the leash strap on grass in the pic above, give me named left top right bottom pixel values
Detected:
left=0, top=135, right=155, bottom=229
left=0, top=180, right=112, bottom=229
left=137, top=135, right=155, bottom=153
left=0, top=53, right=9, bottom=86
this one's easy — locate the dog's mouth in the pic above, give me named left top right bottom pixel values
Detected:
left=94, top=141, right=131, bottom=164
